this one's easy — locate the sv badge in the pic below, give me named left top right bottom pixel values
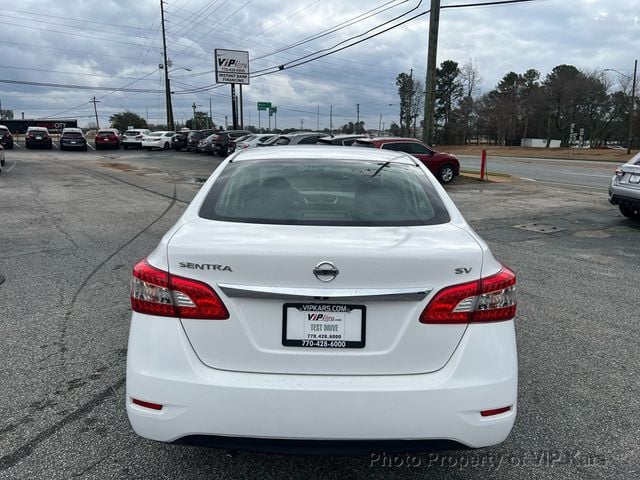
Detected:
left=454, top=267, right=472, bottom=274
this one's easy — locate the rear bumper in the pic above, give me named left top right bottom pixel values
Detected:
left=126, top=315, right=518, bottom=450
left=609, top=188, right=640, bottom=207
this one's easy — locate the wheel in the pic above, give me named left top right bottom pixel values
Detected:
left=7, top=143, right=13, bottom=150
left=95, top=144, right=100, bottom=150
left=163, top=142, right=170, bottom=150
left=59, top=145, right=65, bottom=151
left=438, top=164, right=455, bottom=184
left=145, top=147, right=151, bottom=151
left=83, top=145, right=88, bottom=151
left=25, top=144, right=31, bottom=149
left=619, top=205, right=640, bottom=220
left=123, top=145, right=129, bottom=150
left=1, top=158, right=5, bottom=166
left=49, top=143, right=53, bottom=150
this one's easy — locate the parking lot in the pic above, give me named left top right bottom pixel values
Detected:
left=0, top=148, right=638, bottom=479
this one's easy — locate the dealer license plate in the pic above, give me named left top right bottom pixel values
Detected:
left=282, top=303, right=365, bottom=348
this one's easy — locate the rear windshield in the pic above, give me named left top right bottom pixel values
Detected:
left=199, top=159, right=450, bottom=226
left=63, top=132, right=83, bottom=137
left=124, top=130, right=142, bottom=135
left=98, top=130, right=115, bottom=135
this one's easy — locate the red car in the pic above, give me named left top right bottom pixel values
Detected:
left=95, top=129, right=121, bottom=150
left=352, top=137, right=460, bottom=183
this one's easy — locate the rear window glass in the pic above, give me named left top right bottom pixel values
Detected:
left=98, top=130, right=115, bottom=135
left=124, top=130, right=141, bottom=135
left=199, top=159, right=450, bottom=226
left=63, top=132, right=83, bottom=137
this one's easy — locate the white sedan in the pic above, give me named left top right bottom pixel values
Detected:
left=141, top=131, right=175, bottom=150
left=127, top=146, right=518, bottom=453
left=234, top=133, right=278, bottom=150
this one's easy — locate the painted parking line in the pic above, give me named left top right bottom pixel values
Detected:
left=5, top=160, right=17, bottom=172
left=87, top=143, right=95, bottom=151
left=13, top=143, right=22, bottom=149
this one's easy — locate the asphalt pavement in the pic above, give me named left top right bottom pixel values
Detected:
left=0, top=148, right=638, bottom=479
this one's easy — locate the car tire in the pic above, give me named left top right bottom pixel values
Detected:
left=7, top=143, right=13, bottom=150
left=1, top=158, right=5, bottom=166
left=123, top=145, right=129, bottom=150
left=95, top=144, right=100, bottom=150
left=49, top=143, right=53, bottom=150
left=619, top=205, right=640, bottom=221
left=163, top=142, right=170, bottom=150
left=83, top=145, right=88, bottom=151
left=438, top=164, right=455, bottom=184
left=59, top=146, right=65, bottom=151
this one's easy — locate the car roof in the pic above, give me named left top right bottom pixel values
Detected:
left=27, top=126, right=48, bottom=130
left=361, top=137, right=422, bottom=142
left=230, top=145, right=418, bottom=165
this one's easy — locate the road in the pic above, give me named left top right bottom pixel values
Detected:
left=0, top=148, right=638, bottom=479
left=458, top=154, right=617, bottom=189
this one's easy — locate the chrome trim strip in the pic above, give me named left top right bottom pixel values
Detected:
left=217, top=284, right=432, bottom=301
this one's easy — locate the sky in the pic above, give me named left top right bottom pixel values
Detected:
left=0, top=0, right=638, bottom=130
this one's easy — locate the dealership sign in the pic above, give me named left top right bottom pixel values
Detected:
left=214, top=49, right=250, bottom=85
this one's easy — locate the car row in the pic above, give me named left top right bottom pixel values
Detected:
left=0, top=124, right=14, bottom=149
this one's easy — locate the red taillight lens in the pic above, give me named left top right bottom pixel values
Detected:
left=420, top=267, right=516, bottom=324
left=132, top=398, right=163, bottom=410
left=615, top=167, right=624, bottom=177
left=480, top=406, right=511, bottom=417
left=131, top=259, right=229, bottom=320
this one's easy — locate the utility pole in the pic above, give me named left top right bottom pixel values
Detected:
left=160, top=0, right=173, bottom=130
left=300, top=118, right=304, bottom=130
left=90, top=96, right=100, bottom=129
left=422, top=0, right=440, bottom=145
left=408, top=68, right=413, bottom=137
left=356, top=103, right=360, bottom=133
left=209, top=98, right=212, bottom=128
left=378, top=113, right=382, bottom=136
left=330, top=105, right=333, bottom=135
left=192, top=102, right=197, bottom=130
left=628, top=59, right=637, bottom=154
left=317, top=104, right=320, bottom=131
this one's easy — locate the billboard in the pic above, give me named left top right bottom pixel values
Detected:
left=0, top=119, right=78, bottom=134
left=214, top=49, right=250, bottom=85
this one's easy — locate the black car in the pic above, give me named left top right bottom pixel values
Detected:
left=187, top=129, right=216, bottom=152
left=171, top=130, right=195, bottom=151
left=0, top=125, right=13, bottom=149
left=25, top=127, right=53, bottom=149
left=59, top=128, right=88, bottom=151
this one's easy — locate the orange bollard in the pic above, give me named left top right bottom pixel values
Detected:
left=480, top=149, right=487, bottom=180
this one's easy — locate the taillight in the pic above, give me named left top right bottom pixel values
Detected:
left=615, top=167, right=624, bottom=177
left=131, top=259, right=229, bottom=320
left=420, top=267, right=516, bottom=324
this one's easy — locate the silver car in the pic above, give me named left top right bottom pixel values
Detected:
left=609, top=152, right=640, bottom=220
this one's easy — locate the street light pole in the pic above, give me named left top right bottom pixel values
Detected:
left=628, top=59, right=637, bottom=155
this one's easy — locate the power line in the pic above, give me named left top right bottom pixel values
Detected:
left=0, top=8, right=156, bottom=31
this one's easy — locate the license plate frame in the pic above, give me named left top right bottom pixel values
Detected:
left=282, top=303, right=366, bottom=349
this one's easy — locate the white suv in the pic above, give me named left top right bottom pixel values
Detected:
left=122, top=129, right=151, bottom=149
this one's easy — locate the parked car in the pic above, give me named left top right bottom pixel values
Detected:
left=227, top=134, right=253, bottom=155
left=142, top=131, right=176, bottom=150
left=352, top=137, right=460, bottom=184
left=127, top=145, right=518, bottom=453
left=197, top=134, right=218, bottom=155
left=234, top=133, right=278, bottom=151
left=95, top=129, right=121, bottom=150
left=25, top=127, right=53, bottom=150
left=0, top=144, right=4, bottom=170
left=609, top=152, right=640, bottom=220
left=187, top=129, right=216, bottom=152
left=265, top=132, right=327, bottom=146
left=316, top=134, right=368, bottom=146
left=171, top=130, right=195, bottom=151
left=0, top=125, right=13, bottom=149
left=122, top=129, right=151, bottom=149
left=59, top=128, right=88, bottom=151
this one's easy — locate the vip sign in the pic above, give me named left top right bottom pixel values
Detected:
left=214, top=49, right=250, bottom=85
